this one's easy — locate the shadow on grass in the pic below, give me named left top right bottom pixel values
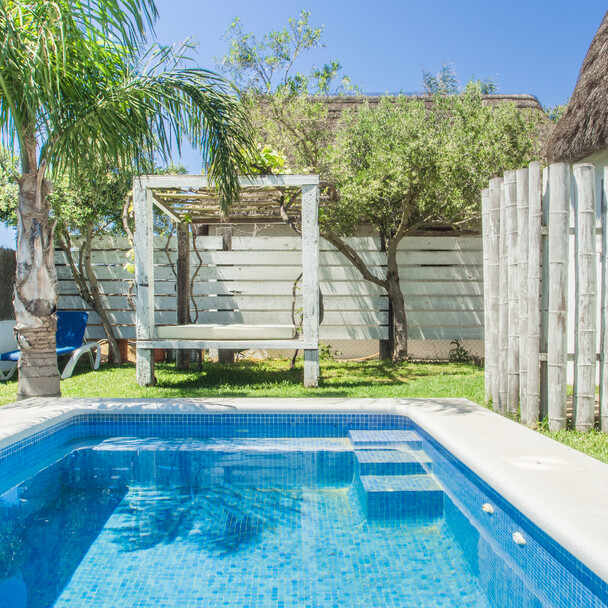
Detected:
left=152, top=360, right=479, bottom=391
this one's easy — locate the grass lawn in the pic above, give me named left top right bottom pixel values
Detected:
left=0, top=358, right=485, bottom=406
left=2, top=357, right=607, bottom=465
left=538, top=428, right=608, bottom=465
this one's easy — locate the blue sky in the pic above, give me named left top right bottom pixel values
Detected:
left=150, top=0, right=606, bottom=172
left=0, top=1, right=605, bottom=248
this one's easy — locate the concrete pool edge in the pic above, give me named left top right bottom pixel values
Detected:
left=1, top=396, right=608, bottom=586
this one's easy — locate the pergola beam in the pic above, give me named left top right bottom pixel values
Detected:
left=137, top=174, right=319, bottom=190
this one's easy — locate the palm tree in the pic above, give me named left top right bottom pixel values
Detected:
left=0, top=0, right=253, bottom=398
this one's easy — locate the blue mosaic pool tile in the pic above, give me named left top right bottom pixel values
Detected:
left=412, top=421, right=608, bottom=608
left=354, top=449, right=432, bottom=476
left=356, top=474, right=444, bottom=520
left=0, top=411, right=607, bottom=608
left=348, top=430, right=423, bottom=450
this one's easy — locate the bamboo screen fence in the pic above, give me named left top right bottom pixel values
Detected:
left=482, top=161, right=608, bottom=432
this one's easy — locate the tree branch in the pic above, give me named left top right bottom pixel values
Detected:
left=321, top=226, right=387, bottom=289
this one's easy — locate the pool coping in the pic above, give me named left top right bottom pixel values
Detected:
left=1, top=396, right=608, bottom=586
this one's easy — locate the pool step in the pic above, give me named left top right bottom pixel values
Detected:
left=348, top=430, right=423, bottom=451
left=354, top=449, right=432, bottom=476
left=356, top=474, right=444, bottom=519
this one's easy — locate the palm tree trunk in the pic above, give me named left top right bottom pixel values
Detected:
left=14, top=172, right=61, bottom=398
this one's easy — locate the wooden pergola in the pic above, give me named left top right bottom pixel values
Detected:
left=132, top=174, right=320, bottom=387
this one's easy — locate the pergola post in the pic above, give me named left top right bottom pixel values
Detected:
left=302, top=183, right=320, bottom=387
left=134, top=180, right=156, bottom=386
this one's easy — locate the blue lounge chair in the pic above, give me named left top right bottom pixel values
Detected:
left=0, top=311, right=101, bottom=381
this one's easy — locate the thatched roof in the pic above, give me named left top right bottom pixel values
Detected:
left=547, top=11, right=608, bottom=163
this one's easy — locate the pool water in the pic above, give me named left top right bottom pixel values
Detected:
left=0, top=418, right=606, bottom=608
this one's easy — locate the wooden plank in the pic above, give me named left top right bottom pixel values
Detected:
left=302, top=183, right=320, bottom=387
left=139, top=338, right=318, bottom=350
left=516, top=168, right=530, bottom=420
left=319, top=326, right=388, bottom=340
left=488, top=178, right=502, bottom=412
left=547, top=163, right=571, bottom=431
left=526, top=161, right=543, bottom=426
left=72, top=294, right=389, bottom=313
left=406, top=326, right=484, bottom=340
left=395, top=251, right=482, bottom=266
left=63, top=293, right=485, bottom=318
left=403, top=295, right=483, bottom=311
left=499, top=181, right=508, bottom=415
left=602, top=165, right=608, bottom=432
left=482, top=187, right=492, bottom=402
left=233, top=236, right=383, bottom=252
left=400, top=282, right=483, bottom=296
left=505, top=170, right=520, bottom=419
left=185, top=265, right=372, bottom=282
left=133, top=180, right=154, bottom=385
left=138, top=174, right=319, bottom=189
left=56, top=265, right=134, bottom=281
left=398, top=267, right=483, bottom=281
left=397, top=235, right=482, bottom=251
left=572, top=163, right=597, bottom=432
left=407, top=310, right=484, bottom=326
left=189, top=281, right=385, bottom=297
left=57, top=248, right=482, bottom=269
left=540, top=166, right=550, bottom=420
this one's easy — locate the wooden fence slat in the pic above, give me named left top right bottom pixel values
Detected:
left=505, top=170, right=520, bottom=418
left=488, top=179, right=503, bottom=412
left=482, top=188, right=492, bottom=402
left=572, top=164, right=597, bottom=431
left=526, top=162, right=543, bottom=426
left=547, top=163, right=571, bottom=431
left=602, top=166, right=608, bottom=432
left=516, top=168, right=530, bottom=421
left=498, top=181, right=509, bottom=415
left=397, top=236, right=483, bottom=251
left=540, top=166, right=551, bottom=420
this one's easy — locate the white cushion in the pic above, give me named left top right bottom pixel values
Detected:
left=156, top=324, right=297, bottom=340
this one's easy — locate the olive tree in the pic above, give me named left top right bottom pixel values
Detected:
left=323, top=86, right=545, bottom=359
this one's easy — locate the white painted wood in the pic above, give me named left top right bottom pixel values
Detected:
left=505, top=170, right=520, bottom=418
left=547, top=163, right=571, bottom=431
left=301, top=184, right=320, bottom=386
left=398, top=267, right=483, bottom=281
left=138, top=174, right=320, bottom=189
left=499, top=181, right=508, bottom=415
left=572, top=164, right=597, bottom=432
left=601, top=166, right=608, bottom=432
left=151, top=194, right=182, bottom=224
left=482, top=187, right=491, bottom=404
left=133, top=179, right=155, bottom=385
left=405, top=326, right=483, bottom=340
left=61, top=244, right=481, bottom=267
left=58, top=229, right=488, bottom=349
left=526, top=161, right=543, bottom=426
left=139, top=339, right=318, bottom=350
left=320, top=326, right=388, bottom=340
left=540, top=166, right=551, bottom=420
left=397, top=236, right=482, bottom=251
left=516, top=168, right=530, bottom=421
left=488, top=178, right=502, bottom=411
left=230, top=234, right=483, bottom=252
left=399, top=282, right=483, bottom=296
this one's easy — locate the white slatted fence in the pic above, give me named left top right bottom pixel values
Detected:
left=56, top=234, right=484, bottom=357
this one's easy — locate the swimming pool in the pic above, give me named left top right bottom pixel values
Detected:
left=1, top=398, right=607, bottom=607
